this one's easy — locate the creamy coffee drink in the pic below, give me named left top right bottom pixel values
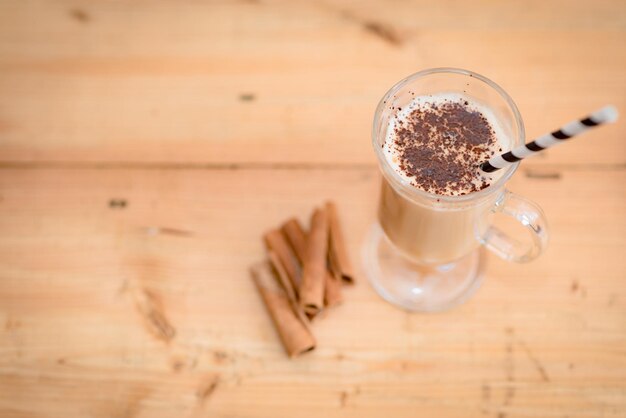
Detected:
left=378, top=94, right=510, bottom=264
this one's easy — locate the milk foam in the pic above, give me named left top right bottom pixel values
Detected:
left=384, top=93, right=510, bottom=196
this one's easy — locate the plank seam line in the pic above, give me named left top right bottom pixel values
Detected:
left=0, top=162, right=624, bottom=171
left=0, top=161, right=375, bottom=170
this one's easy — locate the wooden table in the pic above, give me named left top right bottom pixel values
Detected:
left=1, top=1, right=624, bottom=417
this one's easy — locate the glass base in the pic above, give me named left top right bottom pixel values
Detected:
left=362, top=223, right=485, bottom=312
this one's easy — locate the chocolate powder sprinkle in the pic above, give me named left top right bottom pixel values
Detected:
left=392, top=101, right=497, bottom=196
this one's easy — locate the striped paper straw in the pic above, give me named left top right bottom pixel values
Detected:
left=480, top=105, right=619, bottom=173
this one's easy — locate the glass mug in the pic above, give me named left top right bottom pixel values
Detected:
left=363, top=68, right=548, bottom=312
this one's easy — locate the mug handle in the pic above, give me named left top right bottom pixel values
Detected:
left=482, top=190, right=549, bottom=263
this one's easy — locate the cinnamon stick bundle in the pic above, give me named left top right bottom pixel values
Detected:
left=299, top=208, right=328, bottom=316
left=283, top=218, right=342, bottom=307
left=326, top=201, right=354, bottom=284
left=263, top=229, right=301, bottom=294
left=253, top=202, right=354, bottom=357
left=251, top=260, right=315, bottom=357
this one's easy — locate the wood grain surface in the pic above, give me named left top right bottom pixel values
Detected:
left=0, top=1, right=625, bottom=417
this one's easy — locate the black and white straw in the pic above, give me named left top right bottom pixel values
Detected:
left=480, top=105, right=619, bottom=173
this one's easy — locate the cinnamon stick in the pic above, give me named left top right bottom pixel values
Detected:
left=251, top=261, right=315, bottom=357
left=326, top=201, right=354, bottom=284
left=323, top=270, right=343, bottom=307
left=263, top=229, right=301, bottom=294
left=299, top=208, right=328, bottom=316
left=283, top=218, right=342, bottom=307
left=267, top=250, right=298, bottom=307
left=267, top=250, right=315, bottom=327
left=281, top=219, right=307, bottom=263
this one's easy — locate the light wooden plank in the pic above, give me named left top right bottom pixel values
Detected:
left=0, top=167, right=624, bottom=417
left=0, top=0, right=624, bottom=165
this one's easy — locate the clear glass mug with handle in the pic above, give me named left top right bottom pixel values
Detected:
left=363, top=68, right=548, bottom=312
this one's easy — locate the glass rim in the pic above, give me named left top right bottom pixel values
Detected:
left=372, top=67, right=525, bottom=205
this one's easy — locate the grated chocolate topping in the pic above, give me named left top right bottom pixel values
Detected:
left=390, top=99, right=498, bottom=196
